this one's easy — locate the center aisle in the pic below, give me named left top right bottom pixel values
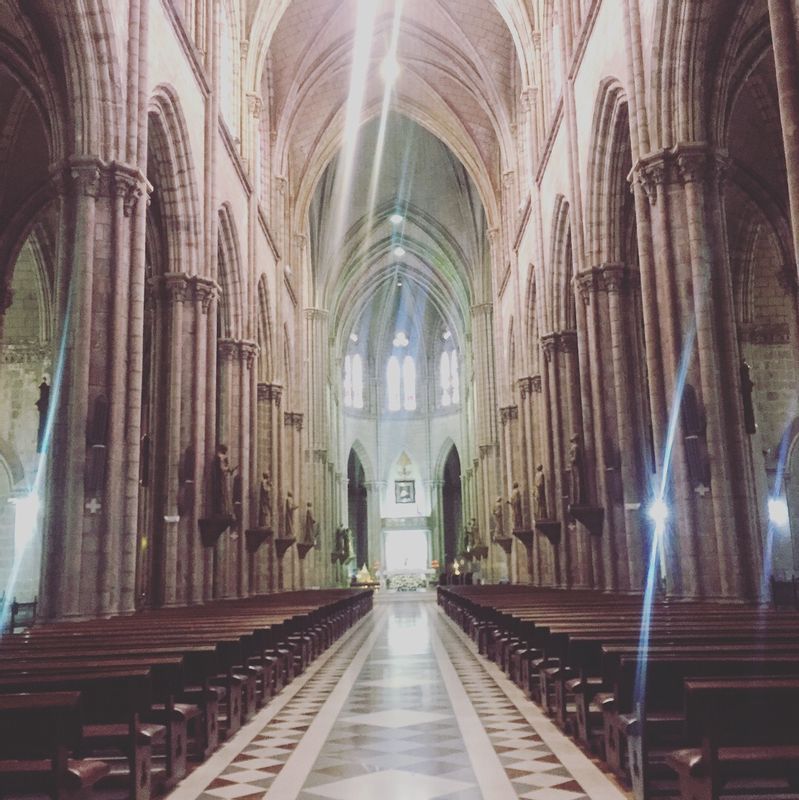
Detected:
left=170, top=593, right=628, bottom=800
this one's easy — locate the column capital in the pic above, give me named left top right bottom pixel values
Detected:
left=633, top=150, right=669, bottom=205
left=578, top=263, right=638, bottom=296
left=218, top=338, right=240, bottom=361
left=518, top=376, right=541, bottom=397
left=520, top=85, right=538, bottom=110
left=575, top=269, right=598, bottom=305
left=161, top=272, right=191, bottom=304
left=304, top=307, right=329, bottom=321
left=189, top=276, right=220, bottom=312
left=257, top=381, right=283, bottom=403
left=68, top=158, right=104, bottom=198
left=499, top=405, right=519, bottom=424
left=112, top=164, right=148, bottom=217
left=541, top=330, right=577, bottom=359
left=247, top=92, right=263, bottom=118
left=239, top=339, right=259, bottom=368
left=471, top=302, right=493, bottom=317
left=284, top=411, right=303, bottom=431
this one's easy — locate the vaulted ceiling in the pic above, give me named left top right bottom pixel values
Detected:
left=255, top=0, right=523, bottom=220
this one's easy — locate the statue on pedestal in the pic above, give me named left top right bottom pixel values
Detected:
left=740, top=359, right=756, bottom=434
left=568, top=434, right=585, bottom=505
left=508, top=481, right=524, bottom=529
left=210, top=444, right=236, bottom=521
left=303, top=502, right=316, bottom=545
left=334, top=523, right=347, bottom=561
left=492, top=496, right=504, bottom=539
left=470, top=517, right=482, bottom=546
left=35, top=377, right=50, bottom=453
left=284, top=491, right=298, bottom=538
left=258, top=471, right=272, bottom=527
left=534, top=464, right=548, bottom=519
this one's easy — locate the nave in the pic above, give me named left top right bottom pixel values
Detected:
left=172, top=593, right=625, bottom=800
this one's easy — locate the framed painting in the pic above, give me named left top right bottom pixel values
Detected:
left=395, top=479, right=415, bottom=504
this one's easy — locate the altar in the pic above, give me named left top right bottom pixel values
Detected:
left=382, top=526, right=434, bottom=590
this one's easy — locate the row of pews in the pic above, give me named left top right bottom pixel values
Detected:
left=0, top=588, right=372, bottom=799
left=439, top=585, right=799, bottom=800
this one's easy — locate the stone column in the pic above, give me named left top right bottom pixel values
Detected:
left=499, top=405, right=520, bottom=582
left=236, top=340, right=257, bottom=596
left=365, top=481, right=384, bottom=572
left=676, top=146, right=760, bottom=598
left=255, top=382, right=278, bottom=591
left=305, top=307, right=330, bottom=588
left=158, top=273, right=189, bottom=606
left=541, top=334, right=567, bottom=586
left=575, top=268, right=616, bottom=591
left=767, top=0, right=799, bottom=297
left=429, top=479, right=444, bottom=569
left=189, top=278, right=217, bottom=603
left=472, top=302, right=501, bottom=582
left=215, top=338, right=239, bottom=597
left=40, top=158, right=145, bottom=619
left=604, top=265, right=646, bottom=590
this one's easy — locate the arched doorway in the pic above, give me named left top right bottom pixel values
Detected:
left=442, top=446, right=462, bottom=570
left=347, top=449, right=367, bottom=571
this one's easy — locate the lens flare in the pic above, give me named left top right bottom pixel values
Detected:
left=768, top=497, right=789, bottom=529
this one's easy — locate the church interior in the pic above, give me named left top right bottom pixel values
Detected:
left=1, top=0, right=799, bottom=798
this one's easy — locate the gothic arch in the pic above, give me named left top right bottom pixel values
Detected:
left=547, top=194, right=574, bottom=333
left=525, top=267, right=540, bottom=377
left=0, top=437, right=24, bottom=487
left=434, top=437, right=459, bottom=478
left=586, top=79, right=634, bottom=265
left=256, top=275, right=274, bottom=383
left=148, top=86, right=202, bottom=276
left=346, top=439, right=375, bottom=485
left=217, top=204, right=244, bottom=339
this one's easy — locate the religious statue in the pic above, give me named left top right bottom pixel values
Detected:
left=463, top=521, right=473, bottom=552
left=568, top=434, right=584, bottom=505
left=209, top=444, right=236, bottom=521
left=304, top=502, right=316, bottom=545
left=534, top=464, right=548, bottom=519
left=334, top=523, right=347, bottom=561
left=508, top=481, right=524, bottom=530
left=258, top=471, right=272, bottom=527
left=345, top=529, right=355, bottom=563
left=284, top=491, right=298, bottom=538
left=470, top=517, right=482, bottom=546
left=740, top=359, right=756, bottom=435
left=35, top=377, right=49, bottom=453
left=492, top=496, right=504, bottom=539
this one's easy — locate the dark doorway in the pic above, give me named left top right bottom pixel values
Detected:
left=442, top=446, right=462, bottom=567
left=347, top=449, right=368, bottom=568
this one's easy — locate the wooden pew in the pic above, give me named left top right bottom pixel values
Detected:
left=0, top=668, right=157, bottom=800
left=0, top=691, right=110, bottom=799
left=666, top=677, right=799, bottom=800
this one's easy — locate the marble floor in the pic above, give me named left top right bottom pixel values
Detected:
left=168, top=593, right=629, bottom=800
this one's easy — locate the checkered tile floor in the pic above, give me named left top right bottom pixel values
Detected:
left=181, top=594, right=624, bottom=800
left=434, top=614, right=591, bottom=800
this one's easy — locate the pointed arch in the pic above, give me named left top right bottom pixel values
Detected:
left=525, top=266, right=540, bottom=376
left=586, top=79, right=634, bottom=265
left=256, top=274, right=274, bottom=383
left=148, top=85, right=202, bottom=276
left=346, top=439, right=375, bottom=485
left=217, top=203, right=244, bottom=339
left=548, top=194, right=574, bottom=333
